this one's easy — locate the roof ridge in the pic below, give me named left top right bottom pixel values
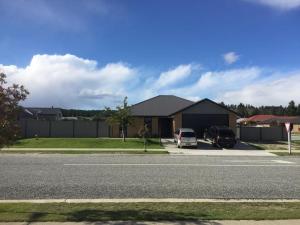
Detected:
left=130, top=95, right=192, bottom=108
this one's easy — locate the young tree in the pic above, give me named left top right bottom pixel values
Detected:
left=0, top=73, right=29, bottom=148
left=105, top=97, right=133, bottom=142
left=296, top=104, right=300, bottom=116
left=286, top=100, right=297, bottom=116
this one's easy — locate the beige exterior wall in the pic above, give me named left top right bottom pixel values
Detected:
left=126, top=117, right=160, bottom=137
left=127, top=117, right=144, bottom=137
left=292, top=124, right=300, bottom=133
left=110, top=124, right=120, bottom=138
left=229, top=112, right=237, bottom=134
left=172, top=112, right=182, bottom=133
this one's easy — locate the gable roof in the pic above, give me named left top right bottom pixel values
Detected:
left=170, top=98, right=239, bottom=116
left=130, top=95, right=194, bottom=117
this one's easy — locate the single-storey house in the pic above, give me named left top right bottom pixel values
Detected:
left=237, top=114, right=300, bottom=133
left=110, top=95, right=238, bottom=138
left=19, top=107, right=63, bottom=121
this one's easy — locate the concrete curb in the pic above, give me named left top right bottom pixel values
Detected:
left=1, top=221, right=300, bottom=225
left=1, top=148, right=164, bottom=151
left=1, top=198, right=300, bottom=203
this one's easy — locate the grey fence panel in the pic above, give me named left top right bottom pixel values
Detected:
left=261, top=127, right=286, bottom=141
left=240, top=127, right=261, bottom=141
left=18, top=120, right=110, bottom=138
left=18, top=120, right=27, bottom=138
left=74, top=121, right=97, bottom=138
left=50, top=121, right=74, bottom=137
left=98, top=121, right=109, bottom=137
left=240, top=126, right=287, bottom=141
left=26, top=120, right=50, bottom=137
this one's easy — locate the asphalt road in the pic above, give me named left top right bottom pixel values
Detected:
left=0, top=154, right=300, bottom=199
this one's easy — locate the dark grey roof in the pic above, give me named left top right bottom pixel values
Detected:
left=130, top=95, right=194, bottom=117
left=25, top=107, right=62, bottom=115
left=170, top=98, right=239, bottom=116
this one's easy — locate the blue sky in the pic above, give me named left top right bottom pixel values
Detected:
left=1, top=0, right=300, bottom=109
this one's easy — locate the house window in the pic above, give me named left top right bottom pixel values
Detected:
left=144, top=117, right=152, bottom=135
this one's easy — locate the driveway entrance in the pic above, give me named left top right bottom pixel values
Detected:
left=162, top=139, right=276, bottom=156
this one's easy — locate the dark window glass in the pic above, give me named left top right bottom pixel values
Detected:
left=218, top=129, right=234, bottom=137
left=181, top=132, right=196, bottom=137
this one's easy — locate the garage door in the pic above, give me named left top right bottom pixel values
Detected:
left=182, top=114, right=229, bottom=138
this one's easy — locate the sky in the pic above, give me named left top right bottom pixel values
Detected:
left=1, top=0, right=300, bottom=109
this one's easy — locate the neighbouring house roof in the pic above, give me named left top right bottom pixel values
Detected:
left=262, top=116, right=300, bottom=125
left=240, top=115, right=300, bottom=125
left=25, top=107, right=62, bottom=115
left=130, top=95, right=194, bottom=117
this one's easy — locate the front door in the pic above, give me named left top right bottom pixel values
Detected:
left=159, top=118, right=173, bottom=138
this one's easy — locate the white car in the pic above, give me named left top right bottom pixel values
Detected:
left=174, top=128, right=198, bottom=148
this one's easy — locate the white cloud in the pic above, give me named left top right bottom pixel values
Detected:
left=168, top=67, right=261, bottom=98
left=219, top=71, right=300, bottom=106
left=1, top=53, right=300, bottom=108
left=0, top=54, right=136, bottom=109
left=244, top=0, right=300, bottom=10
left=223, top=52, right=240, bottom=65
left=154, top=64, right=196, bottom=89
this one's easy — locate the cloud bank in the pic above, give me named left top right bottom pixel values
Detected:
left=1, top=53, right=300, bottom=108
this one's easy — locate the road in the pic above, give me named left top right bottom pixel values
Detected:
left=0, top=154, right=299, bottom=199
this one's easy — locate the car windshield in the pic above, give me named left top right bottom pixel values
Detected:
left=181, top=132, right=195, bottom=137
left=218, top=129, right=234, bottom=137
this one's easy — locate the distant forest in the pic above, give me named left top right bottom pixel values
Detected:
left=62, top=100, right=300, bottom=119
left=223, top=100, right=300, bottom=117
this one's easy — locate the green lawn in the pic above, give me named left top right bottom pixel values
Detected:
left=9, top=138, right=164, bottom=149
left=270, top=152, right=300, bottom=156
left=0, top=202, right=299, bottom=222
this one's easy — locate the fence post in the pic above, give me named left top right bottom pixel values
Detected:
left=72, top=120, right=75, bottom=138
left=96, top=121, right=99, bottom=137
left=49, top=121, right=52, bottom=137
left=25, top=120, right=28, bottom=138
left=259, top=127, right=262, bottom=142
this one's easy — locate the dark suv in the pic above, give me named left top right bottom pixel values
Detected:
left=203, top=126, right=236, bottom=148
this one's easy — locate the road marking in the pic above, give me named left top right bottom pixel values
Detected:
left=272, top=160, right=294, bottom=164
left=64, top=163, right=300, bottom=167
left=1, top=198, right=300, bottom=203
left=0, top=198, right=300, bottom=203
left=227, top=160, right=295, bottom=164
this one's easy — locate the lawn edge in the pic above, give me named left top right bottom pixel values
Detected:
left=0, top=202, right=300, bottom=222
left=0, top=150, right=168, bottom=154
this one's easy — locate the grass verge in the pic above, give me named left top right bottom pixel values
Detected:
left=248, top=140, right=300, bottom=151
left=270, top=152, right=300, bottom=156
left=0, top=150, right=168, bottom=154
left=0, top=202, right=300, bottom=222
left=8, top=138, right=164, bottom=149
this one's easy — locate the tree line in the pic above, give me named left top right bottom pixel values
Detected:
left=62, top=100, right=300, bottom=119
left=221, top=101, right=300, bottom=118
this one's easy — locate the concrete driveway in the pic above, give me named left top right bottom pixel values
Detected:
left=163, top=139, right=276, bottom=156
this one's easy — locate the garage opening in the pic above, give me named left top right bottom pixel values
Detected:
left=182, top=114, right=229, bottom=138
